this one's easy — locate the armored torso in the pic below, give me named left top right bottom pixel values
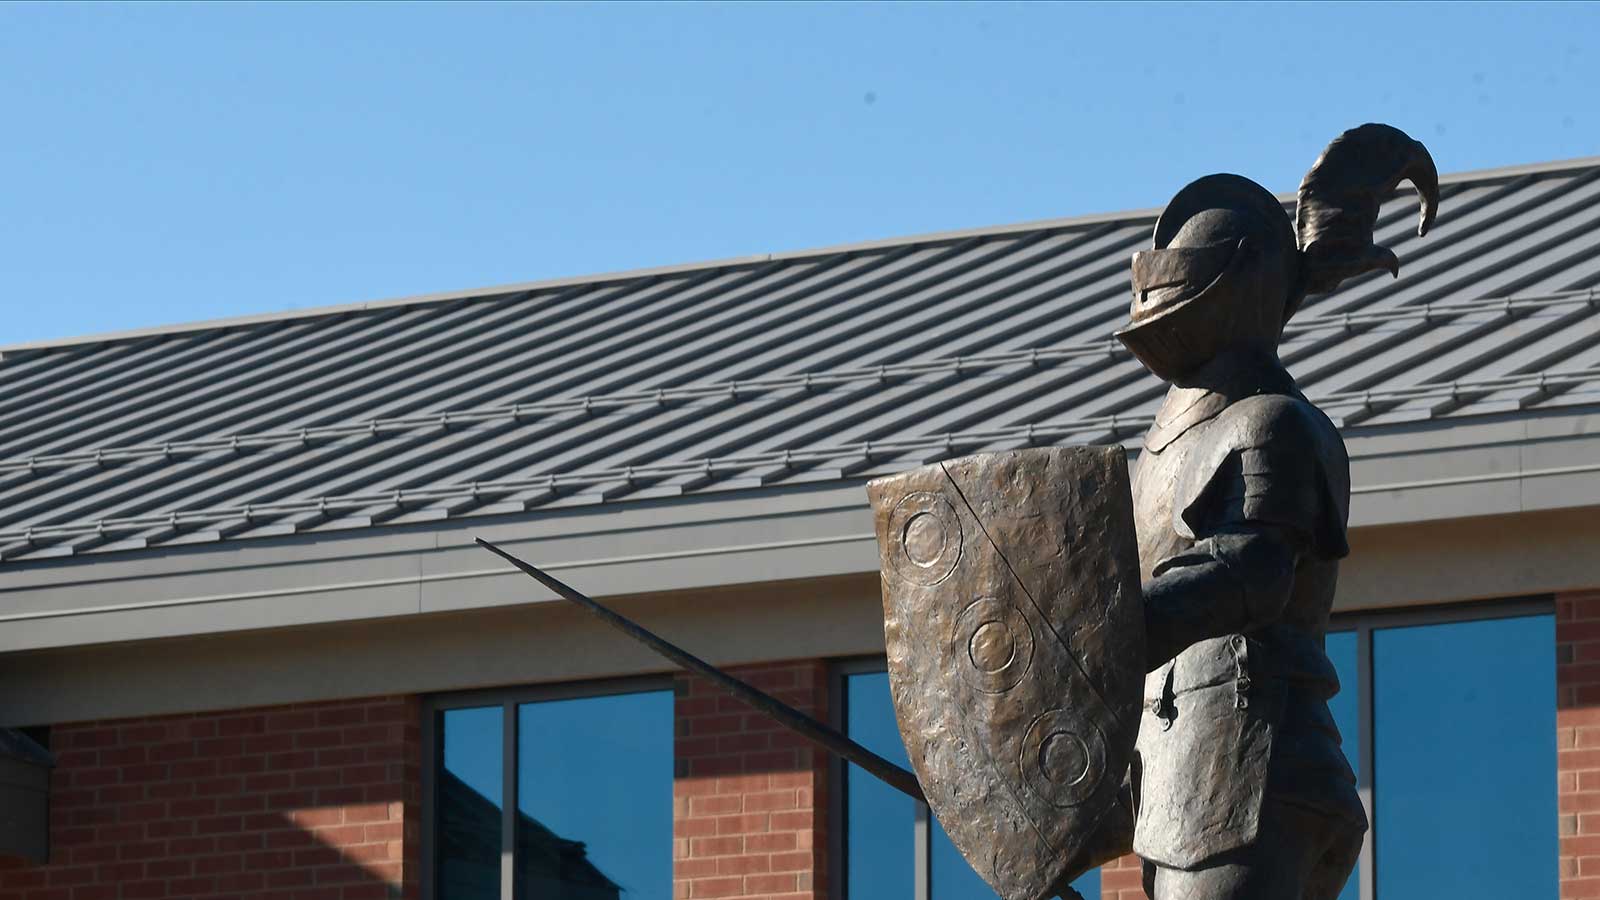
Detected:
left=1128, top=356, right=1365, bottom=869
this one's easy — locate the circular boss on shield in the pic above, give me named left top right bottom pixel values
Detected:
left=951, top=596, right=1034, bottom=694
left=1020, top=711, right=1105, bottom=808
left=886, top=492, right=963, bottom=586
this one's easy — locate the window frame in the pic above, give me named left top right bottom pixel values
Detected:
left=420, top=675, right=675, bottom=900
left=828, top=596, right=1554, bottom=900
left=1331, top=595, right=1553, bottom=900
left=830, top=656, right=932, bottom=900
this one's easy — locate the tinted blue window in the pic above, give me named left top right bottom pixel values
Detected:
left=516, top=690, right=673, bottom=900
left=846, top=671, right=1098, bottom=900
left=1324, top=630, right=1360, bottom=900
left=846, top=672, right=916, bottom=899
left=1373, top=614, right=1555, bottom=900
left=1070, top=863, right=1100, bottom=898
left=1325, top=631, right=1360, bottom=783
left=438, top=706, right=503, bottom=900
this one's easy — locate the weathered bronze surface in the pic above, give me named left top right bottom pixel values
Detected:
left=1120, top=123, right=1437, bottom=899
left=866, top=447, right=1144, bottom=900
left=861, top=123, right=1438, bottom=900
left=487, top=121, right=1440, bottom=900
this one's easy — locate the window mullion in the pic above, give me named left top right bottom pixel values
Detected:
left=1357, top=625, right=1375, bottom=900
left=420, top=706, right=438, bottom=900
left=501, top=700, right=516, bottom=900
left=914, top=801, right=932, bottom=900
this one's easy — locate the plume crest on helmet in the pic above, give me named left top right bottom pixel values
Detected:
left=1295, top=123, right=1440, bottom=296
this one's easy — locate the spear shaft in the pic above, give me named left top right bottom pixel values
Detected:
left=475, top=537, right=927, bottom=804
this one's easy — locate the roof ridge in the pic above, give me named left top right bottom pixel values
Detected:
left=7, top=154, right=1597, bottom=357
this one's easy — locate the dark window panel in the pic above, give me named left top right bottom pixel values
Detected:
left=515, top=690, right=673, bottom=900
left=1324, top=630, right=1360, bottom=900
left=1326, top=631, right=1360, bottom=783
left=846, top=672, right=917, bottom=898
left=438, top=706, right=504, bottom=900
left=1373, top=614, right=1556, bottom=900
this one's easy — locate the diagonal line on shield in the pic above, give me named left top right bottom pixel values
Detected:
left=938, top=461, right=1124, bottom=731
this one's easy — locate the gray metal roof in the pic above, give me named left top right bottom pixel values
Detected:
left=1, top=158, right=1598, bottom=565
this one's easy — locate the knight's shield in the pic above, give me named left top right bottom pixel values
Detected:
left=866, top=446, right=1144, bottom=900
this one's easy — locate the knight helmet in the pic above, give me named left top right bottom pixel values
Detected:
left=1116, top=123, right=1440, bottom=382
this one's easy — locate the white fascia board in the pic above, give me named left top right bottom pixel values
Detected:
left=0, top=409, right=1596, bottom=654
left=0, top=482, right=881, bottom=653
left=1343, top=407, right=1600, bottom=525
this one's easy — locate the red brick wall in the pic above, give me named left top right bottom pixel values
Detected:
left=0, top=695, right=422, bottom=900
left=1099, top=853, right=1143, bottom=899
left=1560, top=590, right=1600, bottom=898
left=673, top=662, right=827, bottom=900
left=17, top=599, right=1573, bottom=900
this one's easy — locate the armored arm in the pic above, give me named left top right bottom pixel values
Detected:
left=1142, top=524, right=1300, bottom=671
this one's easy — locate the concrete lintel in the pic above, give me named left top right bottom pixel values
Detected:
left=1, top=504, right=1596, bottom=727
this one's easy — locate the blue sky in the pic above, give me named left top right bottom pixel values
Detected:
left=2, top=1, right=1596, bottom=345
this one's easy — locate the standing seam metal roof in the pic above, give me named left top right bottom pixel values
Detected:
left=1, top=159, right=1597, bottom=563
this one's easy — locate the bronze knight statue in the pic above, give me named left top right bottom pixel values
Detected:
left=1114, top=123, right=1438, bottom=899
left=858, top=123, right=1439, bottom=900
left=479, top=123, right=1441, bottom=900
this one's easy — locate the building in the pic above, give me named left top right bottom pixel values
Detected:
left=0, top=156, right=1596, bottom=900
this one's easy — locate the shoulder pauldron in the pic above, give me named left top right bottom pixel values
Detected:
left=1172, top=393, right=1351, bottom=559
